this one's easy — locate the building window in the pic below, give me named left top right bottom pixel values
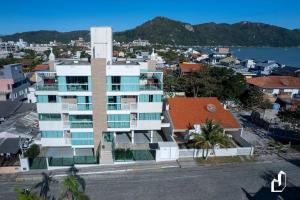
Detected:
left=149, top=95, right=153, bottom=102
left=37, top=95, right=59, bottom=103
left=39, top=113, right=61, bottom=121
left=108, top=96, right=117, bottom=103
left=69, top=115, right=93, bottom=121
left=139, top=94, right=162, bottom=102
left=71, top=132, right=94, bottom=145
left=107, top=114, right=130, bottom=128
left=66, top=76, right=88, bottom=84
left=139, top=113, right=161, bottom=120
left=48, top=95, right=57, bottom=103
left=41, top=131, right=63, bottom=138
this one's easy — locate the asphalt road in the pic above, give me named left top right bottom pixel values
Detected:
left=1, top=159, right=300, bottom=200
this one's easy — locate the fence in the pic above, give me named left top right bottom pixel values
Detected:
left=113, top=149, right=156, bottom=162
left=29, top=157, right=47, bottom=169
left=48, top=156, right=98, bottom=166
left=179, top=147, right=253, bottom=158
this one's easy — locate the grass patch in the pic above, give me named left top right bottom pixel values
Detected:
left=195, top=156, right=256, bottom=165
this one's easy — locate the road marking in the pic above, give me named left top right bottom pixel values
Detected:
left=53, top=165, right=179, bottom=178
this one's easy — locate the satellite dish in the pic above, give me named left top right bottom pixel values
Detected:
left=207, top=104, right=216, bottom=113
left=281, top=80, right=289, bottom=86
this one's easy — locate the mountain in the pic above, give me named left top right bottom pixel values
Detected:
left=2, top=30, right=90, bottom=44
left=2, top=17, right=300, bottom=46
left=114, top=17, right=300, bottom=46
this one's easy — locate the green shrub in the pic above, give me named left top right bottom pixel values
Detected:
left=24, top=144, right=40, bottom=158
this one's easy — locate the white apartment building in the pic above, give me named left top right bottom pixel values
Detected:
left=35, top=27, right=168, bottom=167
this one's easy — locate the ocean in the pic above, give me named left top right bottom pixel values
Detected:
left=229, top=47, right=300, bottom=68
left=197, top=47, right=300, bottom=68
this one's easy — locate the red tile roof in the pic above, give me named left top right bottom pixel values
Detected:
left=179, top=63, right=204, bottom=73
left=247, top=76, right=300, bottom=89
left=168, top=97, right=240, bottom=130
left=33, top=65, right=49, bottom=71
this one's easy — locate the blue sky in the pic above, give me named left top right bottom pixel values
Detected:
left=1, top=0, right=300, bottom=35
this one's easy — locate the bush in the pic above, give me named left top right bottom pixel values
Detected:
left=24, top=144, right=40, bottom=158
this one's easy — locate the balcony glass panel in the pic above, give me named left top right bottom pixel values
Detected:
left=70, top=122, right=93, bottom=128
left=36, top=84, right=58, bottom=91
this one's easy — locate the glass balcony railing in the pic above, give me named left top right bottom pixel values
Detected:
left=66, top=84, right=89, bottom=91
left=71, top=139, right=94, bottom=145
left=36, top=84, right=90, bottom=91
left=107, top=121, right=130, bottom=128
left=140, top=83, right=162, bottom=91
left=62, top=104, right=92, bottom=112
left=107, top=83, right=162, bottom=91
left=36, top=84, right=58, bottom=91
left=107, top=103, right=137, bottom=111
left=70, top=121, right=93, bottom=128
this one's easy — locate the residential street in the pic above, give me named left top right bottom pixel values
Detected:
left=1, top=158, right=300, bottom=200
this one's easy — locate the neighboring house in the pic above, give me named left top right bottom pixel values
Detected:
left=247, top=76, right=300, bottom=98
left=136, top=51, right=150, bottom=60
left=166, top=97, right=241, bottom=143
left=35, top=27, right=172, bottom=167
left=233, top=67, right=257, bottom=79
left=0, top=64, right=29, bottom=101
left=0, top=102, right=38, bottom=168
left=209, top=47, right=230, bottom=64
left=255, top=60, right=280, bottom=75
left=178, top=63, right=204, bottom=76
left=219, top=56, right=238, bottom=66
left=29, top=64, right=50, bottom=83
left=240, top=59, right=256, bottom=69
left=27, top=86, right=36, bottom=103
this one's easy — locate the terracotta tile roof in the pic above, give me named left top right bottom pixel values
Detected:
left=179, top=63, right=204, bottom=73
left=33, top=65, right=49, bottom=71
left=168, top=97, right=240, bottom=130
left=247, top=76, right=300, bottom=89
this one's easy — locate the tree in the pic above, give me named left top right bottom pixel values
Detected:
left=240, top=87, right=264, bottom=108
left=59, top=175, right=90, bottom=200
left=164, top=65, right=247, bottom=101
left=24, top=144, right=40, bottom=158
left=193, top=119, right=231, bottom=160
left=15, top=188, right=42, bottom=200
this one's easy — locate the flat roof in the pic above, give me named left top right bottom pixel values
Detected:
left=0, top=138, right=21, bottom=154
left=56, top=60, right=90, bottom=65
left=112, top=61, right=140, bottom=65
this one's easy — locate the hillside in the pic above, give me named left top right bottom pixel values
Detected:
left=2, top=17, right=300, bottom=46
left=2, top=30, right=90, bottom=44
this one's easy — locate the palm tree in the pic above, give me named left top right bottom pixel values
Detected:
left=15, top=188, right=43, bottom=200
left=193, top=119, right=230, bottom=160
left=59, top=175, right=89, bottom=200
left=34, top=172, right=57, bottom=199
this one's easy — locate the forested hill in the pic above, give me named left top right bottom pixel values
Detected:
left=2, top=17, right=300, bottom=47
